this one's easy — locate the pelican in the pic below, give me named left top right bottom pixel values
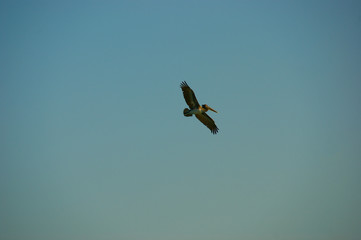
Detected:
left=180, top=81, right=219, bottom=134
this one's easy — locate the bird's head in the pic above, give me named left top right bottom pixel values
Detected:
left=202, top=104, right=218, bottom=113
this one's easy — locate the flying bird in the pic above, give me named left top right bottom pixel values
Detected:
left=180, top=81, right=219, bottom=134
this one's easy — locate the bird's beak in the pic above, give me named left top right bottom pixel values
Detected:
left=209, top=107, right=218, bottom=113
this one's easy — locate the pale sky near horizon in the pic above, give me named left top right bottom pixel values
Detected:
left=1, top=1, right=361, bottom=240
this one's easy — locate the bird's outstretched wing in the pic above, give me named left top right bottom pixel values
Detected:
left=196, top=113, right=219, bottom=134
left=180, top=81, right=200, bottom=109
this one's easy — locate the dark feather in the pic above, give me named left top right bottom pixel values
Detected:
left=195, top=113, right=219, bottom=134
left=180, top=81, right=200, bottom=109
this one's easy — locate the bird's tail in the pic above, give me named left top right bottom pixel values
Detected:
left=183, top=108, right=192, bottom=117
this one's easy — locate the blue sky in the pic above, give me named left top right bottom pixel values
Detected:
left=1, top=1, right=361, bottom=239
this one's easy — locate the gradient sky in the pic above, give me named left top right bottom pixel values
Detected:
left=1, top=1, right=361, bottom=240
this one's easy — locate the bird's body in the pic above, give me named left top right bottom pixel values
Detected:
left=180, top=81, right=219, bottom=134
left=184, top=105, right=211, bottom=116
left=188, top=106, right=203, bottom=115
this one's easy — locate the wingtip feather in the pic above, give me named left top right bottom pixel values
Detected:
left=180, top=81, right=189, bottom=88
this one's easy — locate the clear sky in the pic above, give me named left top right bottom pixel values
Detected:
left=1, top=1, right=361, bottom=239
